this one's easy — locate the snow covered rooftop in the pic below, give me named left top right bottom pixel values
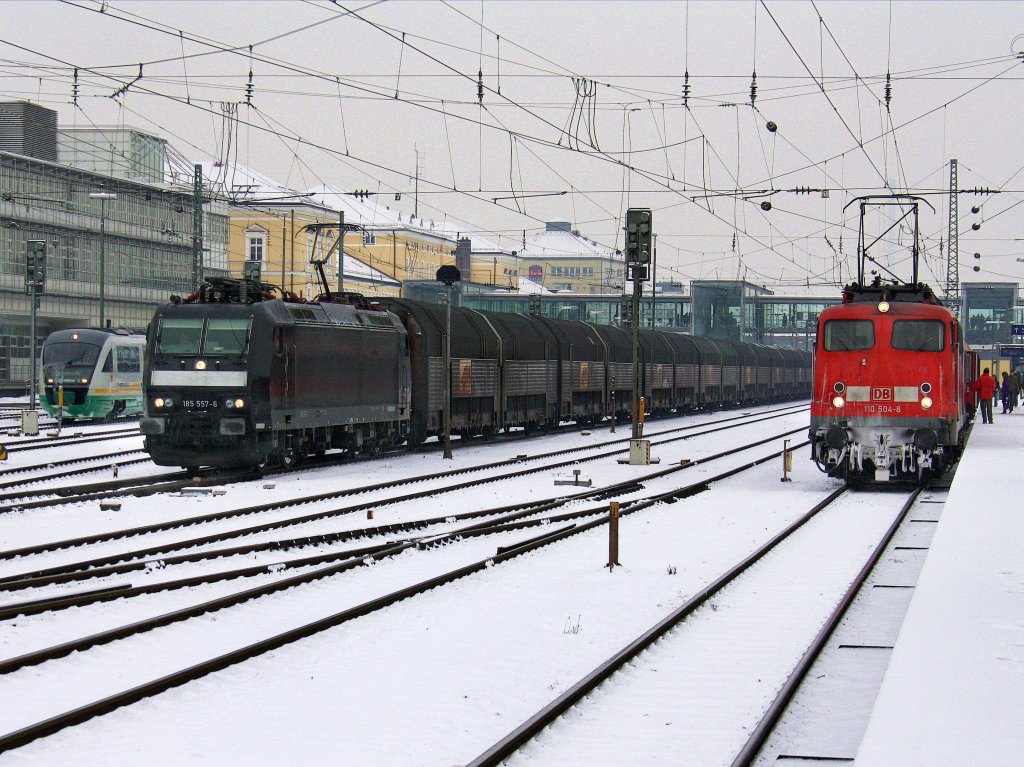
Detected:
left=519, top=221, right=617, bottom=260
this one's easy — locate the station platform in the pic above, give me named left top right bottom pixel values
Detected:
left=854, top=411, right=1024, bottom=765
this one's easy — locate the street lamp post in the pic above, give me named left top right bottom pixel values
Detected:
left=89, top=192, right=117, bottom=328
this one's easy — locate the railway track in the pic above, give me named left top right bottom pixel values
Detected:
left=0, top=423, right=808, bottom=603
left=466, top=487, right=923, bottom=766
left=0, top=426, right=141, bottom=454
left=0, top=412, right=816, bottom=755
left=0, top=405, right=808, bottom=574
left=0, top=403, right=807, bottom=511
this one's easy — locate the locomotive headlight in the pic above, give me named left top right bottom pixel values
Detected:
left=225, top=397, right=245, bottom=409
left=46, top=377, right=54, bottom=384
left=80, top=377, right=89, bottom=384
left=920, top=396, right=933, bottom=409
left=832, top=396, right=845, bottom=408
left=234, top=398, right=245, bottom=409
left=195, top=360, right=207, bottom=371
left=154, top=397, right=166, bottom=408
left=878, top=301, right=890, bottom=313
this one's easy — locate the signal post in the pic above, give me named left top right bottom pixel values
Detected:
left=625, top=209, right=654, bottom=465
left=24, top=241, right=46, bottom=435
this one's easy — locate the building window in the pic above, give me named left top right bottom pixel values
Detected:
left=246, top=227, right=267, bottom=263
left=363, top=232, right=376, bottom=246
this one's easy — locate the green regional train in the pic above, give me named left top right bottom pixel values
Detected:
left=40, top=328, right=146, bottom=420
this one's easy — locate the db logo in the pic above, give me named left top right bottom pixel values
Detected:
left=872, top=387, right=893, bottom=401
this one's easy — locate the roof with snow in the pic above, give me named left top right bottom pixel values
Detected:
left=519, top=222, right=618, bottom=261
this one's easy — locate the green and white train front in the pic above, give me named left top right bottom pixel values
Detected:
left=40, top=328, right=145, bottom=420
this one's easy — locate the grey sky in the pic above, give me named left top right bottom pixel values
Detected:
left=2, top=0, right=1022, bottom=293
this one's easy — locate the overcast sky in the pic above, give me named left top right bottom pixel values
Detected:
left=2, top=0, right=1022, bottom=294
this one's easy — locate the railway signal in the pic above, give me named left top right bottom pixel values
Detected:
left=625, top=208, right=652, bottom=266
left=624, top=208, right=654, bottom=464
left=25, top=240, right=46, bottom=294
left=26, top=240, right=46, bottom=414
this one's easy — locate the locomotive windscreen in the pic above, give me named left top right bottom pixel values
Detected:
left=204, top=319, right=251, bottom=355
left=157, top=318, right=203, bottom=354
left=43, top=342, right=101, bottom=368
left=892, top=320, right=944, bottom=352
left=823, top=319, right=874, bottom=351
left=156, top=317, right=252, bottom=356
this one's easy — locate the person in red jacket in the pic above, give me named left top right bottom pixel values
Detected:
left=975, top=367, right=998, bottom=424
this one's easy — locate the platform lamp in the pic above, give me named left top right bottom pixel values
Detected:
left=436, top=264, right=461, bottom=459
left=89, top=192, right=117, bottom=328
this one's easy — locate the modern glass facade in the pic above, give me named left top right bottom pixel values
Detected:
left=962, top=282, right=1017, bottom=348
left=450, top=280, right=838, bottom=351
left=0, top=150, right=228, bottom=390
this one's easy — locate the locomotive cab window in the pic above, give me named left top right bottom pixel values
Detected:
left=156, top=318, right=204, bottom=355
left=823, top=319, right=874, bottom=351
left=42, top=342, right=101, bottom=369
left=892, top=320, right=944, bottom=351
left=204, top=319, right=251, bottom=356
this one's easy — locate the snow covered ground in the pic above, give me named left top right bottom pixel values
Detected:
left=853, top=415, right=1024, bottom=766
left=0, top=402, right=1019, bottom=765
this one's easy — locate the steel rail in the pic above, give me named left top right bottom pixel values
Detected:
left=0, top=440, right=808, bottom=676
left=0, top=406, right=804, bottom=517
left=0, top=408, right=807, bottom=561
left=0, top=432, right=808, bottom=754
left=0, top=446, right=146, bottom=475
left=728, top=486, right=923, bottom=767
left=464, top=485, right=851, bottom=767
left=0, top=425, right=807, bottom=589
left=0, top=428, right=140, bottom=452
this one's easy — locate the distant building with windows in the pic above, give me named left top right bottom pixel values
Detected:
left=307, top=186, right=458, bottom=286
left=518, top=220, right=623, bottom=294
left=0, top=101, right=231, bottom=390
left=202, top=162, right=399, bottom=299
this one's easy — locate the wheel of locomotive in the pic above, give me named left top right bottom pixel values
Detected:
left=276, top=447, right=299, bottom=469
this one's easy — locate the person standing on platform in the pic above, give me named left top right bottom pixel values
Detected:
left=976, top=367, right=997, bottom=423
left=1001, top=372, right=1014, bottom=414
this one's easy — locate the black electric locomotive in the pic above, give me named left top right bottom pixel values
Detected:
left=141, top=276, right=812, bottom=471
left=141, top=278, right=409, bottom=470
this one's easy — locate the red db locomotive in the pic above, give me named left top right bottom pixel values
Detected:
left=809, top=196, right=975, bottom=485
